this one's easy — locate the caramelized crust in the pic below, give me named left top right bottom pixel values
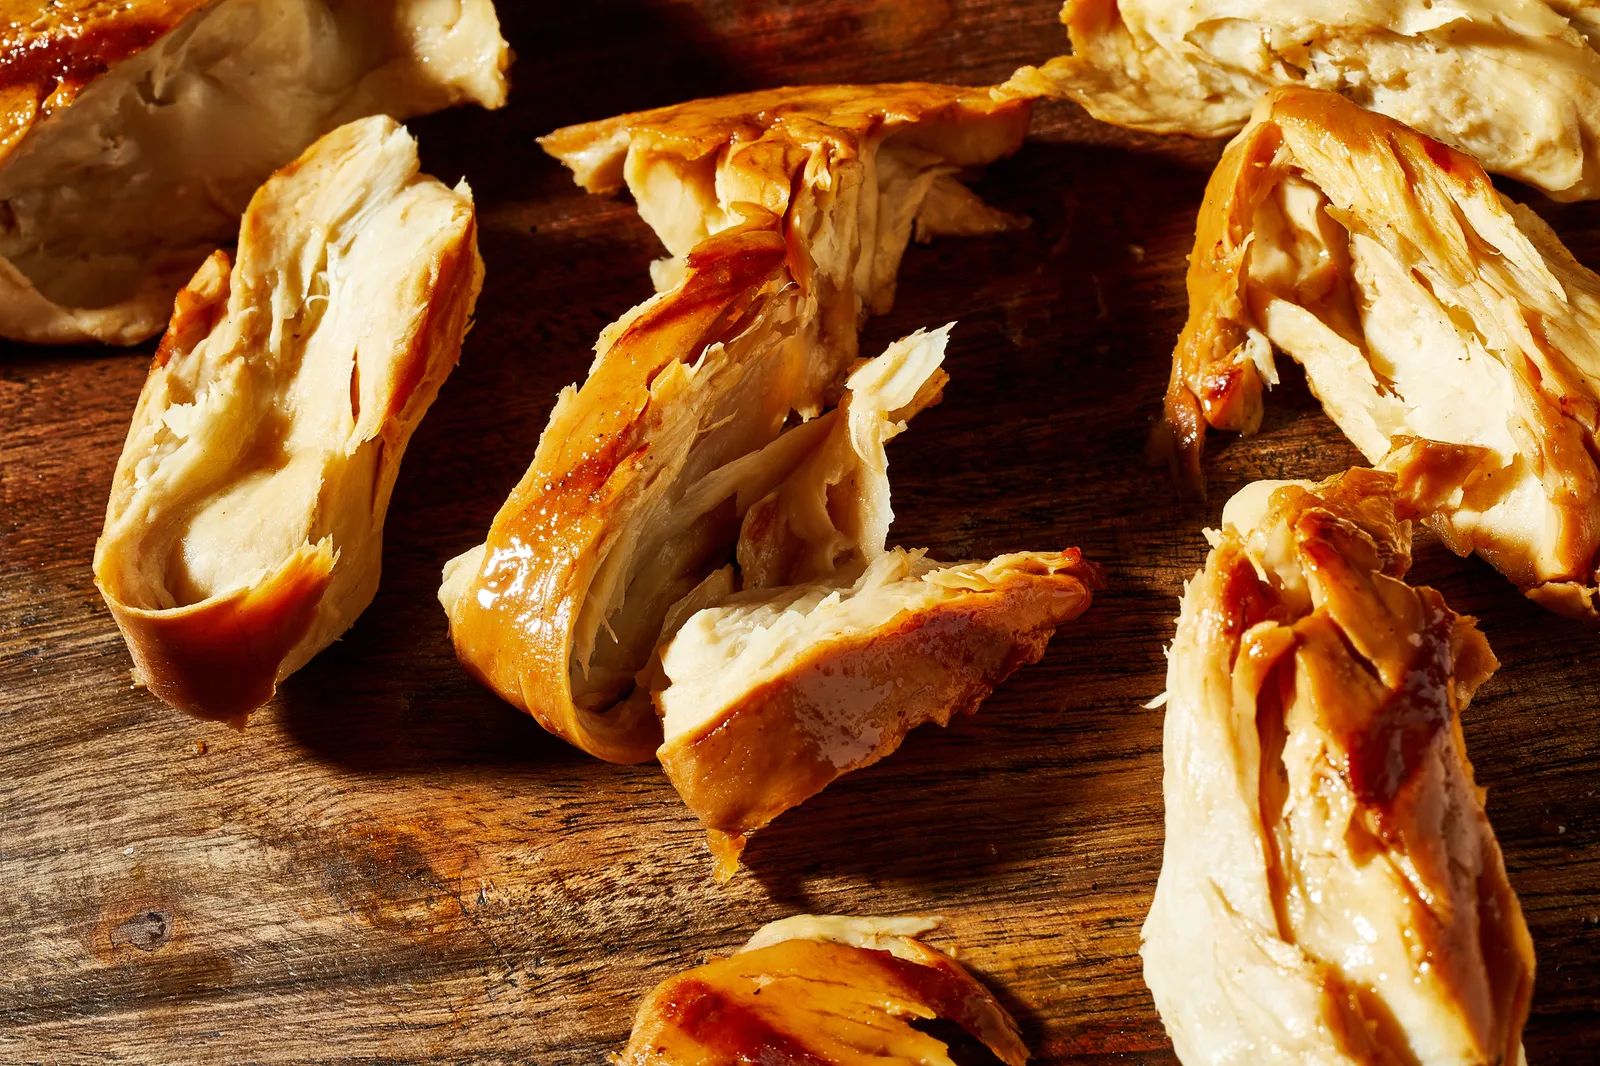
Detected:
left=95, top=116, right=482, bottom=724
left=1160, top=86, right=1600, bottom=616
left=618, top=917, right=1029, bottom=1066
left=1143, top=469, right=1534, bottom=1065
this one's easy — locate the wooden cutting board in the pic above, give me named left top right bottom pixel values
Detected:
left=3, top=3, right=1596, bottom=1062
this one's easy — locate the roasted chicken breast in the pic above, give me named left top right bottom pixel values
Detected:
left=0, top=0, right=507, bottom=346
left=94, top=115, right=482, bottom=724
left=1002, top=0, right=1600, bottom=200
left=653, top=327, right=1099, bottom=877
left=440, top=86, right=1032, bottom=764
left=1144, top=468, right=1534, bottom=1064
left=1159, top=86, right=1600, bottom=617
left=617, top=915, right=1029, bottom=1066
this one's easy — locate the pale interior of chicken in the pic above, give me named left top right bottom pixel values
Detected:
left=1243, top=173, right=1567, bottom=583
left=740, top=915, right=940, bottom=959
left=1147, top=480, right=1527, bottom=1065
left=565, top=285, right=815, bottom=711
left=628, top=134, right=1018, bottom=318
left=658, top=548, right=1049, bottom=747
left=736, top=324, right=949, bottom=588
left=1011, top=1, right=1600, bottom=196
left=0, top=0, right=505, bottom=313
left=98, top=118, right=473, bottom=627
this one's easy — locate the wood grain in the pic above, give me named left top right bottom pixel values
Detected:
left=2, top=2, right=1597, bottom=1062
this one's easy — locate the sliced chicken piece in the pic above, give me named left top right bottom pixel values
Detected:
left=617, top=915, right=1029, bottom=1066
left=0, top=0, right=508, bottom=346
left=1144, top=468, right=1534, bottom=1065
left=1158, top=86, right=1600, bottom=617
left=441, top=88, right=1031, bottom=764
left=658, top=546, right=1097, bottom=878
left=1001, top=0, right=1600, bottom=200
left=94, top=116, right=482, bottom=724
left=541, top=84, right=1030, bottom=400
left=650, top=327, right=1097, bottom=877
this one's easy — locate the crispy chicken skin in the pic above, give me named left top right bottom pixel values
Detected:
left=94, top=116, right=482, bottom=725
left=439, top=87, right=1031, bottom=765
left=0, top=0, right=507, bottom=346
left=653, top=327, right=1099, bottom=877
left=1002, top=0, right=1600, bottom=200
left=617, top=915, right=1029, bottom=1066
left=1159, top=86, right=1600, bottom=617
left=1144, top=469, right=1534, bottom=1065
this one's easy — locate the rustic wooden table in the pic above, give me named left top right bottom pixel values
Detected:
left=3, top=3, right=1596, bottom=1063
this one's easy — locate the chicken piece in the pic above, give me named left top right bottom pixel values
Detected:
left=0, top=0, right=507, bottom=346
left=1143, top=468, right=1534, bottom=1065
left=649, top=328, right=1097, bottom=877
left=440, top=88, right=1031, bottom=764
left=541, top=84, right=1030, bottom=396
left=94, top=116, right=482, bottom=725
left=1001, top=0, right=1600, bottom=200
left=1157, top=86, right=1600, bottom=617
left=617, top=915, right=1029, bottom=1066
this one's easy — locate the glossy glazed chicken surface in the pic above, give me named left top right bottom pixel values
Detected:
left=617, top=915, right=1029, bottom=1066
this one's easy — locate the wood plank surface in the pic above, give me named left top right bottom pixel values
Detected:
left=2, top=2, right=1597, bottom=1062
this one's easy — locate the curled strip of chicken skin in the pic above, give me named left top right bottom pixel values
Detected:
left=654, top=327, right=1099, bottom=878
left=440, top=86, right=1032, bottom=764
left=94, top=116, right=483, bottom=725
left=1158, top=86, right=1600, bottom=617
left=1144, top=468, right=1534, bottom=1065
left=0, top=0, right=508, bottom=346
left=1001, top=0, right=1600, bottom=200
left=617, top=915, right=1029, bottom=1066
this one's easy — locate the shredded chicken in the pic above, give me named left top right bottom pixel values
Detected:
left=1002, top=0, right=1600, bottom=200
left=438, top=86, right=1032, bottom=764
left=94, top=115, right=482, bottom=724
left=1158, top=86, right=1600, bottom=617
left=617, top=915, right=1029, bottom=1066
left=1144, top=468, right=1535, bottom=1065
left=0, top=0, right=508, bottom=345
left=650, top=326, right=1098, bottom=879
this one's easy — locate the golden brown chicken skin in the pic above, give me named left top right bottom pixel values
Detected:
left=617, top=916, right=1029, bottom=1066
left=1144, top=468, right=1534, bottom=1064
left=1159, top=86, right=1600, bottom=617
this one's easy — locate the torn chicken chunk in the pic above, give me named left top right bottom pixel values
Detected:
left=652, top=328, right=1097, bottom=877
left=440, top=86, right=1031, bottom=764
left=617, top=915, right=1029, bottom=1066
left=94, top=116, right=483, bottom=724
left=1002, top=0, right=1600, bottom=200
left=1144, top=468, right=1535, bottom=1065
left=1159, top=86, right=1600, bottom=617
left=0, top=0, right=508, bottom=345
